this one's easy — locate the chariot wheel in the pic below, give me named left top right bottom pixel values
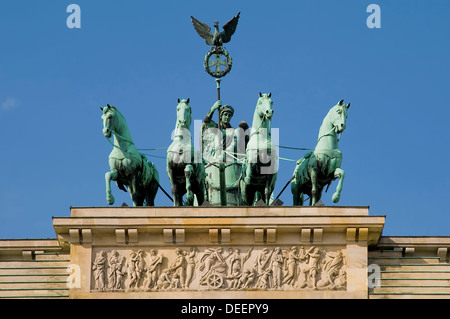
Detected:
left=206, top=273, right=224, bottom=289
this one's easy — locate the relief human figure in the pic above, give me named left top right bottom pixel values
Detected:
left=184, top=247, right=197, bottom=288
left=333, top=268, right=347, bottom=289
left=227, top=247, right=253, bottom=276
left=136, top=250, right=146, bottom=287
left=156, top=270, right=173, bottom=290
left=270, top=247, right=284, bottom=289
left=170, top=274, right=180, bottom=289
left=254, top=248, right=273, bottom=274
left=92, top=250, right=107, bottom=290
left=144, top=249, right=163, bottom=289
left=256, top=269, right=272, bottom=289
left=254, top=248, right=273, bottom=288
left=146, top=249, right=163, bottom=289
left=317, top=250, right=346, bottom=289
left=298, top=246, right=321, bottom=289
left=108, top=250, right=125, bottom=290
left=282, top=246, right=302, bottom=286
left=126, top=250, right=145, bottom=289
left=226, top=268, right=242, bottom=289
left=237, top=268, right=256, bottom=289
left=167, top=248, right=187, bottom=289
left=126, top=252, right=138, bottom=289
left=223, top=248, right=253, bottom=289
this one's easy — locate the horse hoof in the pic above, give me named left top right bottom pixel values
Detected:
left=332, top=193, right=340, bottom=203
left=107, top=195, right=115, bottom=205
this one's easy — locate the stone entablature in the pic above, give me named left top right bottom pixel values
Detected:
left=51, top=206, right=385, bottom=299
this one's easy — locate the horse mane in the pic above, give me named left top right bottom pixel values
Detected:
left=109, top=106, right=126, bottom=124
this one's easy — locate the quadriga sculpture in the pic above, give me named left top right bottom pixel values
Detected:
left=291, top=100, right=350, bottom=206
left=166, top=99, right=206, bottom=206
left=101, top=104, right=159, bottom=206
left=241, top=93, right=277, bottom=205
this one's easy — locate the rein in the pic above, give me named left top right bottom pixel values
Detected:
left=317, top=126, right=343, bottom=144
left=104, top=128, right=135, bottom=150
left=250, top=114, right=271, bottom=138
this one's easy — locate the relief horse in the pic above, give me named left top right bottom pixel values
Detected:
left=291, top=99, right=350, bottom=206
left=241, top=93, right=277, bottom=205
left=101, top=104, right=159, bottom=206
left=166, top=99, right=206, bottom=206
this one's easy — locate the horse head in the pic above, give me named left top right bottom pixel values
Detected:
left=176, top=98, right=192, bottom=130
left=257, top=92, right=274, bottom=120
left=101, top=104, right=118, bottom=138
left=329, top=99, right=350, bottom=134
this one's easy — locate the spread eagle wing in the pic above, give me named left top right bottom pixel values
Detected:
left=191, top=16, right=214, bottom=45
left=220, top=12, right=240, bottom=43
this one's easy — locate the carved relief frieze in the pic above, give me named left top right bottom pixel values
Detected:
left=91, top=246, right=346, bottom=292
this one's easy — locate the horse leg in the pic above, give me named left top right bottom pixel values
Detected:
left=194, top=182, right=205, bottom=206
left=242, top=162, right=254, bottom=205
left=133, top=195, right=144, bottom=207
left=264, top=177, right=270, bottom=205
left=291, top=173, right=302, bottom=206
left=105, top=169, right=118, bottom=205
left=244, top=183, right=255, bottom=206
left=244, top=164, right=252, bottom=185
left=271, top=173, right=277, bottom=204
left=299, top=192, right=304, bottom=206
left=332, top=168, right=345, bottom=203
left=184, top=165, right=194, bottom=206
left=265, top=174, right=277, bottom=205
left=173, top=181, right=184, bottom=207
left=240, top=178, right=247, bottom=205
left=131, top=181, right=145, bottom=206
left=167, top=167, right=180, bottom=207
left=310, top=168, right=318, bottom=206
left=291, top=182, right=305, bottom=206
left=146, top=180, right=158, bottom=207
left=144, top=166, right=159, bottom=207
left=292, top=186, right=299, bottom=206
left=196, top=165, right=206, bottom=206
left=175, top=191, right=183, bottom=206
left=244, top=151, right=256, bottom=184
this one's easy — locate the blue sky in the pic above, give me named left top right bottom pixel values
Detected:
left=0, top=0, right=449, bottom=239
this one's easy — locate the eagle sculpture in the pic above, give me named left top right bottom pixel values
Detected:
left=191, top=12, right=240, bottom=47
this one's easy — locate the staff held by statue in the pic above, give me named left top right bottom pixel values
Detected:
left=191, top=12, right=240, bottom=206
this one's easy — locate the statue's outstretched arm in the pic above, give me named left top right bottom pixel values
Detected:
left=204, top=100, right=221, bottom=123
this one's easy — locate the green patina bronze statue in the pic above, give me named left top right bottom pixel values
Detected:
left=291, top=100, right=350, bottom=206
left=101, top=104, right=159, bottom=206
left=191, top=12, right=240, bottom=48
left=240, top=93, right=278, bottom=206
left=191, top=12, right=240, bottom=78
left=97, top=13, right=354, bottom=208
left=167, top=99, right=206, bottom=206
left=201, top=100, right=249, bottom=206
